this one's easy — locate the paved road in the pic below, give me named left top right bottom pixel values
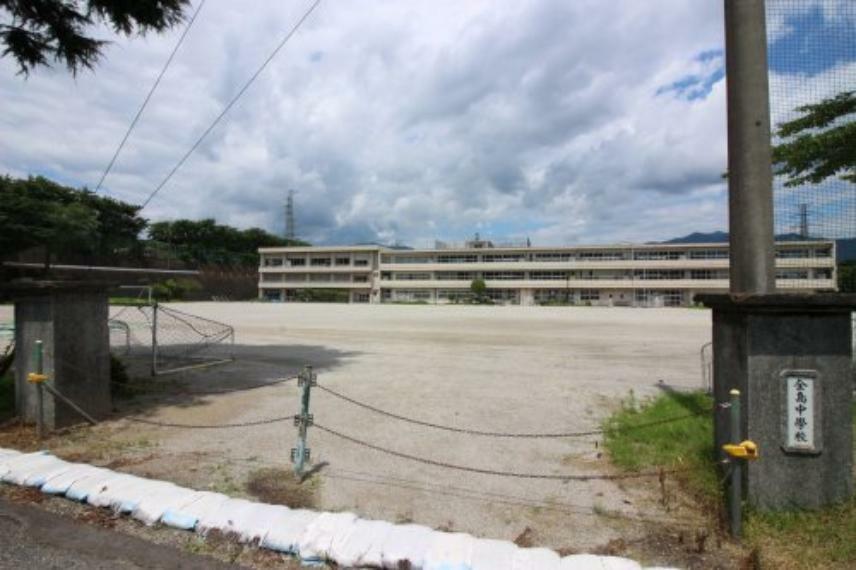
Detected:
left=0, top=498, right=241, bottom=569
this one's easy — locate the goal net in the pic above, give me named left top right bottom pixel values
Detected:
left=109, top=303, right=234, bottom=376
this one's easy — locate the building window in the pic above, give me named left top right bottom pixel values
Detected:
left=690, top=269, right=728, bottom=280
left=353, top=275, right=369, bottom=283
left=776, top=269, right=809, bottom=280
left=529, top=271, right=568, bottom=280
left=311, top=257, right=332, bottom=267
left=436, top=271, right=477, bottom=280
left=261, top=273, right=282, bottom=282
left=284, top=274, right=307, bottom=282
left=393, top=273, right=431, bottom=280
left=437, top=289, right=470, bottom=301
left=634, top=250, right=683, bottom=261
left=287, top=257, right=306, bottom=266
left=482, top=253, right=527, bottom=262
left=263, top=257, right=283, bottom=267
left=354, top=258, right=370, bottom=267
left=580, top=290, right=600, bottom=301
left=384, top=255, right=435, bottom=264
left=776, top=249, right=810, bottom=259
left=485, top=289, right=519, bottom=302
left=437, top=254, right=478, bottom=263
left=353, top=293, right=370, bottom=303
left=815, top=268, right=832, bottom=279
left=482, top=271, right=524, bottom=280
left=533, top=252, right=573, bottom=262
left=578, top=251, right=626, bottom=261
left=335, top=257, right=351, bottom=266
left=634, top=269, right=685, bottom=280
left=393, top=290, right=431, bottom=301
left=689, top=249, right=728, bottom=260
left=331, top=274, right=351, bottom=282
left=308, top=273, right=331, bottom=282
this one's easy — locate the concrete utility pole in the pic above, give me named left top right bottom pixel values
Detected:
left=724, top=0, right=776, bottom=294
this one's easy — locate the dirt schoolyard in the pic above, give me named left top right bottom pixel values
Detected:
left=1, top=302, right=714, bottom=557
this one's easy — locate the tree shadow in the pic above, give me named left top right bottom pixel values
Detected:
left=110, top=343, right=359, bottom=418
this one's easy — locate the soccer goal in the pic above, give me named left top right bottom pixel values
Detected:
left=109, top=289, right=235, bottom=376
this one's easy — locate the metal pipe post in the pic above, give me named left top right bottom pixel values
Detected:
left=34, top=340, right=44, bottom=440
left=293, top=365, right=315, bottom=477
left=729, top=388, right=743, bottom=537
left=151, top=301, right=158, bottom=377
left=724, top=0, right=776, bottom=294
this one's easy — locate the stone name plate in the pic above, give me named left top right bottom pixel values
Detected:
left=782, top=370, right=821, bottom=454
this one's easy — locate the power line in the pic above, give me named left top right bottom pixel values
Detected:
left=140, top=0, right=323, bottom=210
left=94, top=0, right=208, bottom=193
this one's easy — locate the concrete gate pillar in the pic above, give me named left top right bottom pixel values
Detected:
left=699, top=293, right=855, bottom=510
left=5, top=281, right=112, bottom=430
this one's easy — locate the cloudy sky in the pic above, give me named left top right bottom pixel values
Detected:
left=1, top=1, right=853, bottom=246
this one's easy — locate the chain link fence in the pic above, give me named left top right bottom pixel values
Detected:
left=766, top=0, right=856, bottom=291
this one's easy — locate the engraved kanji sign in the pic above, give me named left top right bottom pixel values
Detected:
left=785, top=375, right=815, bottom=452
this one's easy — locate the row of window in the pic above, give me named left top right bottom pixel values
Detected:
left=374, top=247, right=832, bottom=264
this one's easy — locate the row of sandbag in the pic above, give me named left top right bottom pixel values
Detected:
left=0, top=449, right=670, bottom=570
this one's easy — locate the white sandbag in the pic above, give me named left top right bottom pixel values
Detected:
left=297, top=511, right=359, bottom=562
left=471, top=538, right=519, bottom=570
left=24, top=458, right=75, bottom=488
left=86, top=474, right=156, bottom=512
left=161, top=491, right=230, bottom=531
left=0, top=450, right=45, bottom=477
left=223, top=502, right=292, bottom=543
left=328, top=518, right=395, bottom=568
left=65, top=467, right=120, bottom=502
left=1, top=452, right=68, bottom=485
left=196, top=497, right=258, bottom=535
left=260, top=508, right=321, bottom=554
left=0, top=448, right=21, bottom=460
left=41, top=463, right=103, bottom=495
left=379, top=523, right=435, bottom=569
left=424, top=531, right=476, bottom=570
left=559, top=554, right=643, bottom=570
left=512, top=547, right=562, bottom=570
left=132, top=482, right=197, bottom=525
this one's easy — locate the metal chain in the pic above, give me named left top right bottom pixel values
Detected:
left=314, top=422, right=692, bottom=481
left=317, top=383, right=708, bottom=438
left=112, top=374, right=299, bottom=396
left=126, top=414, right=295, bottom=429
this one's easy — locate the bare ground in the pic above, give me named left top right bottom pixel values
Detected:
left=0, top=302, right=749, bottom=568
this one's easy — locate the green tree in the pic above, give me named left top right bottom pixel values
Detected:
left=0, top=175, right=146, bottom=269
left=148, top=218, right=307, bottom=268
left=1, top=0, right=189, bottom=75
left=470, top=277, right=487, bottom=303
left=772, top=91, right=856, bottom=187
left=839, top=262, right=856, bottom=294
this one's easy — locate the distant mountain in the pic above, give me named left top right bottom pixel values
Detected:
left=354, top=241, right=413, bottom=250
left=662, top=231, right=856, bottom=263
left=661, top=231, right=729, bottom=244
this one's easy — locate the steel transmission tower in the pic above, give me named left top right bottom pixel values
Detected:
left=285, top=190, right=296, bottom=240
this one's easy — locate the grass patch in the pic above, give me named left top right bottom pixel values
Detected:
left=603, top=389, right=718, bottom=499
left=604, top=391, right=856, bottom=568
left=745, top=497, right=856, bottom=568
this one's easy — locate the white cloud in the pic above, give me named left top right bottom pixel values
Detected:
left=0, top=0, right=751, bottom=246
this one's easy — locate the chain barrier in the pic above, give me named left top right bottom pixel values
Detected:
left=313, top=422, right=693, bottom=482
left=316, top=383, right=709, bottom=438
left=126, top=414, right=295, bottom=429
left=112, top=374, right=299, bottom=396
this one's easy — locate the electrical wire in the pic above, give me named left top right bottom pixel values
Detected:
left=140, top=0, right=323, bottom=209
left=94, top=0, right=208, bottom=193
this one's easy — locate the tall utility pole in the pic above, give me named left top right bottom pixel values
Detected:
left=285, top=189, right=296, bottom=240
left=799, top=203, right=809, bottom=239
left=725, top=0, right=776, bottom=294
